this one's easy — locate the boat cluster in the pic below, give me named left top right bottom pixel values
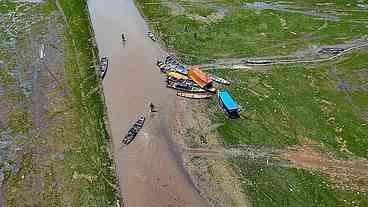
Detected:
left=157, top=55, right=231, bottom=99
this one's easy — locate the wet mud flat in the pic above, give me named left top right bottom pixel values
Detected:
left=87, top=0, right=209, bottom=206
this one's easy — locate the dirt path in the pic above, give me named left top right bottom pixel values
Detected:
left=183, top=144, right=368, bottom=192
left=87, top=0, right=208, bottom=206
left=200, top=40, right=368, bottom=70
left=281, top=144, right=368, bottom=192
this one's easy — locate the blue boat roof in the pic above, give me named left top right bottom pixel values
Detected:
left=218, top=90, right=239, bottom=111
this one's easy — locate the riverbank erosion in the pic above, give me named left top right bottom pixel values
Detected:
left=0, top=0, right=118, bottom=206
left=87, top=0, right=208, bottom=206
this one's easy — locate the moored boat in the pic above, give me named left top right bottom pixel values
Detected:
left=188, top=66, right=216, bottom=92
left=167, top=76, right=197, bottom=87
left=100, top=57, right=108, bottom=79
left=167, top=81, right=206, bottom=93
left=122, top=116, right=146, bottom=145
left=177, top=92, right=213, bottom=99
left=218, top=90, right=240, bottom=118
left=167, top=71, right=188, bottom=80
left=157, top=60, right=169, bottom=73
left=148, top=31, right=156, bottom=41
left=208, top=74, right=231, bottom=85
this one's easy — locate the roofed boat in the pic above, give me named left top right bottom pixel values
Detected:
left=188, top=66, right=212, bottom=88
left=218, top=90, right=240, bottom=118
left=188, top=66, right=216, bottom=92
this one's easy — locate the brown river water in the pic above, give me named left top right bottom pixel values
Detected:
left=87, top=0, right=208, bottom=206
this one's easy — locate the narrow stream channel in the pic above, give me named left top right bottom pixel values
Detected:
left=87, top=0, right=208, bottom=206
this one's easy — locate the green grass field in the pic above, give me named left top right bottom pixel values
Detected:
left=136, top=0, right=368, bottom=64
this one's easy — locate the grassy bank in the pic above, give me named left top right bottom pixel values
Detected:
left=1, top=0, right=118, bottom=206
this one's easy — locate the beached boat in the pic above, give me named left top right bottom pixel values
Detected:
left=100, top=57, right=108, bottom=79
left=177, top=92, right=213, bottom=99
left=122, top=116, right=146, bottom=145
left=245, top=59, right=272, bottom=64
left=218, top=90, right=240, bottom=118
left=167, top=76, right=197, bottom=87
left=167, top=71, right=188, bottom=80
left=165, top=55, right=177, bottom=64
left=167, top=81, right=206, bottom=93
left=147, top=31, right=156, bottom=41
left=188, top=66, right=216, bottom=92
left=208, top=74, right=231, bottom=85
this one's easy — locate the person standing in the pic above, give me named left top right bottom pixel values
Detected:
left=149, top=102, right=155, bottom=112
left=121, top=33, right=126, bottom=41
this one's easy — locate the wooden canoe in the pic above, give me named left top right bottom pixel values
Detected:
left=122, top=116, right=145, bottom=145
left=177, top=92, right=213, bottom=99
left=148, top=31, right=156, bottom=41
left=208, top=74, right=231, bottom=85
left=167, top=81, right=206, bottom=93
left=100, top=57, right=108, bottom=79
left=167, top=71, right=188, bottom=80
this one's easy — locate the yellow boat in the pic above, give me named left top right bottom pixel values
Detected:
left=167, top=71, right=188, bottom=80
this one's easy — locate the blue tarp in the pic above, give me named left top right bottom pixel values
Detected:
left=218, top=90, right=239, bottom=112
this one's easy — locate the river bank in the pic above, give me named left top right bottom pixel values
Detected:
left=0, top=0, right=118, bottom=205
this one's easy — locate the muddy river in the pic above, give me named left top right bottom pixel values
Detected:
left=87, top=0, right=208, bottom=206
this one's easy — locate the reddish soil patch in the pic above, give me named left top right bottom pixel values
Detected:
left=281, top=144, right=368, bottom=192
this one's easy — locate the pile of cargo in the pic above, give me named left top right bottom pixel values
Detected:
left=157, top=55, right=231, bottom=99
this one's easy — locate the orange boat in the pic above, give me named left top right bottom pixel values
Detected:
left=188, top=66, right=212, bottom=88
left=188, top=66, right=216, bottom=92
